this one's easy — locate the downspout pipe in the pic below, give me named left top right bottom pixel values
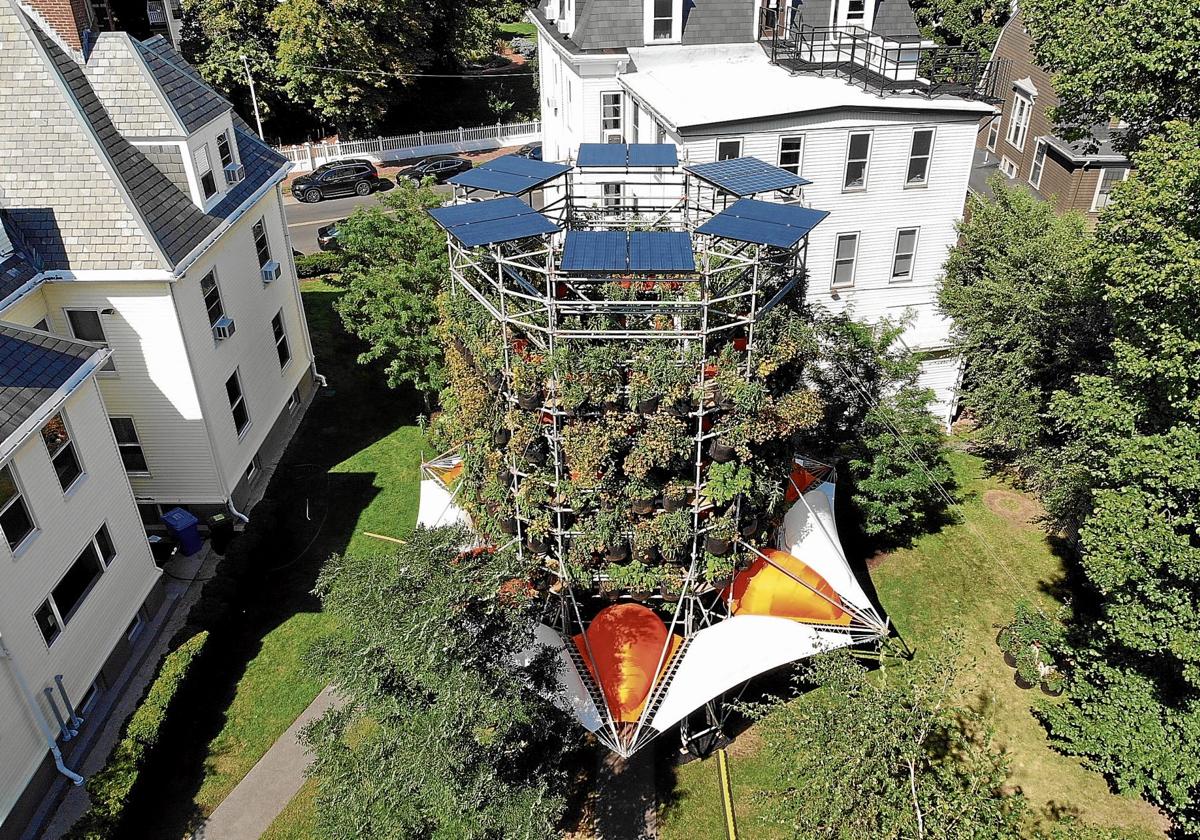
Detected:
left=0, top=635, right=84, bottom=786
left=227, top=497, right=250, bottom=525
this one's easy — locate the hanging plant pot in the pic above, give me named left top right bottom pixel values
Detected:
left=1041, top=676, right=1065, bottom=697
left=1002, top=651, right=1018, bottom=668
left=631, top=498, right=657, bottom=516
left=600, top=584, right=623, bottom=601
left=603, top=399, right=623, bottom=414
left=637, top=395, right=663, bottom=416
left=709, top=440, right=737, bottom=463
left=709, top=575, right=733, bottom=591
left=526, top=536, right=550, bottom=556
left=493, top=428, right=511, bottom=448
left=740, top=515, right=760, bottom=538
left=663, top=493, right=689, bottom=513
left=660, top=584, right=682, bottom=603
left=485, top=371, right=505, bottom=392
left=605, top=542, right=630, bottom=562
left=733, top=336, right=749, bottom=352
left=665, top=399, right=693, bottom=419
left=635, top=545, right=659, bottom=565
left=517, top=390, right=544, bottom=411
left=523, top=443, right=548, bottom=468
left=705, top=536, right=732, bottom=556
left=499, top=517, right=518, bottom=536
left=629, top=588, right=651, bottom=602
left=496, top=467, right=514, bottom=485
left=1014, top=672, right=1036, bottom=690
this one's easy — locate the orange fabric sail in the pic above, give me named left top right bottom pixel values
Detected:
left=785, top=465, right=816, bottom=503
left=574, top=604, right=683, bottom=723
left=728, top=549, right=852, bottom=625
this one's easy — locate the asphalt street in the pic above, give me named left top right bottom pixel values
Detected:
left=284, top=178, right=452, bottom=253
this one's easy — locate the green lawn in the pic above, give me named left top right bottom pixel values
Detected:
left=660, top=451, right=1167, bottom=840
left=498, top=21, right=537, bottom=38
left=261, top=779, right=319, bottom=840
left=127, top=280, right=425, bottom=836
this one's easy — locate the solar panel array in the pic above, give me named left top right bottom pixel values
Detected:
left=448, top=154, right=571, bottom=195
left=428, top=197, right=561, bottom=247
left=696, top=199, right=830, bottom=248
left=685, top=157, right=812, bottom=197
left=576, top=143, right=680, bottom=168
left=560, top=230, right=695, bottom=273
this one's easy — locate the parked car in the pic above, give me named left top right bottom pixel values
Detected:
left=401, top=156, right=473, bottom=183
left=291, top=159, right=380, bottom=203
left=317, top=219, right=346, bottom=251
left=516, top=142, right=543, bottom=161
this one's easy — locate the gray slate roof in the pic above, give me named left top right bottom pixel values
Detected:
left=0, top=213, right=42, bottom=302
left=681, top=0, right=755, bottom=46
left=136, top=35, right=232, bottom=132
left=0, top=322, right=98, bottom=447
left=796, top=0, right=920, bottom=38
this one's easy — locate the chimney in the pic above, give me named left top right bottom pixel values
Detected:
left=24, top=0, right=95, bottom=52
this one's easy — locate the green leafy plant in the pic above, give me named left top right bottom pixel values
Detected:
left=706, top=461, right=754, bottom=506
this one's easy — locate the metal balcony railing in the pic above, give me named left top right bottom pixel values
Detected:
left=146, top=0, right=167, bottom=26
left=760, top=11, right=1007, bottom=102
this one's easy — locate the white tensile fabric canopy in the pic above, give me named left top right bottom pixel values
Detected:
left=514, top=623, right=605, bottom=733
left=416, top=479, right=470, bottom=529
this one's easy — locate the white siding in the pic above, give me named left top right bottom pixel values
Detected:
left=174, top=188, right=313, bottom=492
left=0, top=288, right=50, bottom=328
left=0, top=378, right=159, bottom=824
left=37, top=281, right=224, bottom=504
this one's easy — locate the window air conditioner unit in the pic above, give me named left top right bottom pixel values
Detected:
left=261, top=259, right=281, bottom=284
left=213, top=316, right=236, bottom=340
left=224, top=162, right=245, bottom=184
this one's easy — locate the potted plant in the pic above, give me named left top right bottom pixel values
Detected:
left=704, top=513, right=736, bottom=556
left=492, top=427, right=511, bottom=448
left=511, top=351, right=545, bottom=410
left=627, top=479, right=660, bottom=516
left=996, top=601, right=1065, bottom=692
left=705, top=461, right=753, bottom=507
left=704, top=553, right=737, bottom=589
left=625, top=414, right=690, bottom=480
left=663, top=479, right=692, bottom=512
left=659, top=568, right=685, bottom=602
left=647, top=508, right=693, bottom=563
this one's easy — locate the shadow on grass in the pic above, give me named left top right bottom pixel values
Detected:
left=119, top=285, right=425, bottom=839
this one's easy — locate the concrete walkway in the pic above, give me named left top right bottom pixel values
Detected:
left=192, top=686, right=341, bottom=840
left=594, top=744, right=658, bottom=839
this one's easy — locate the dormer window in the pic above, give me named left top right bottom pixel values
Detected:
left=194, top=144, right=217, bottom=200
left=217, top=130, right=235, bottom=170
left=846, top=0, right=865, bottom=23
left=653, top=0, right=672, bottom=39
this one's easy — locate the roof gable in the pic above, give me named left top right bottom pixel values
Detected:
left=85, top=33, right=183, bottom=137
left=136, top=35, right=232, bottom=132
left=0, top=321, right=98, bottom=450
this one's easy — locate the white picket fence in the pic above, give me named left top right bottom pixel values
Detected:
left=276, top=120, right=542, bottom=172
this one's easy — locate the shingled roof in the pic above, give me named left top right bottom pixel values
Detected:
left=136, top=35, right=232, bottom=132
left=0, top=322, right=100, bottom=451
left=0, top=213, right=43, bottom=303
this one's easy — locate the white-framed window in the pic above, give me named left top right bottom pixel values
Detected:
left=194, top=144, right=217, bottom=199
left=1006, top=93, right=1032, bottom=151
left=216, top=129, right=235, bottom=169
left=778, top=135, right=804, bottom=175
left=891, top=227, right=919, bottom=280
left=843, top=131, right=871, bottom=191
left=245, top=454, right=261, bottom=483
left=631, top=103, right=640, bottom=143
left=601, top=92, right=623, bottom=142
left=286, top=387, right=300, bottom=412
left=1091, top=167, right=1129, bottom=212
left=651, top=0, right=673, bottom=39
left=831, top=232, right=860, bottom=287
left=252, top=218, right=271, bottom=268
left=602, top=183, right=622, bottom=210
left=999, top=156, right=1017, bottom=179
left=271, top=310, right=291, bottom=370
left=65, top=308, right=116, bottom=373
left=846, top=0, right=866, bottom=23
left=1028, top=139, right=1047, bottom=189
left=110, top=417, right=149, bottom=474
left=41, top=412, right=83, bottom=492
left=226, top=369, right=251, bottom=437
left=200, top=269, right=224, bottom=327
left=716, top=138, right=743, bottom=160
left=906, top=128, right=935, bottom=186
left=35, top=527, right=115, bottom=646
left=986, top=116, right=1001, bottom=151
left=0, top=463, right=35, bottom=552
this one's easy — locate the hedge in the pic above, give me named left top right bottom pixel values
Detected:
left=63, top=631, right=209, bottom=840
left=295, top=251, right=344, bottom=278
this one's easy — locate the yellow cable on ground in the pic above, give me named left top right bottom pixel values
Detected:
left=717, top=748, right=738, bottom=839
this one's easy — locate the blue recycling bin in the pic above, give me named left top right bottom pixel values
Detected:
left=161, top=507, right=203, bottom=556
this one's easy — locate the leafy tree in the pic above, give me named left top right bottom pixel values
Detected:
left=909, top=0, right=1010, bottom=58
left=750, top=649, right=1029, bottom=838
left=330, top=178, right=447, bottom=406
left=1021, top=0, right=1200, bottom=151
left=807, top=314, right=956, bottom=544
left=303, top=526, right=584, bottom=839
left=179, top=0, right=279, bottom=119
left=1038, top=122, right=1200, bottom=831
left=938, top=178, right=1104, bottom=502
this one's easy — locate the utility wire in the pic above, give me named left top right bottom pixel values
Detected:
left=286, top=63, right=536, bottom=80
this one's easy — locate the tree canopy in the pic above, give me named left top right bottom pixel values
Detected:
left=329, top=177, right=447, bottom=405
left=1022, top=0, right=1200, bottom=152
left=302, top=526, right=584, bottom=839
left=909, top=0, right=1010, bottom=58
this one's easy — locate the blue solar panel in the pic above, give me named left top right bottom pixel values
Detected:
left=577, top=143, right=679, bottom=168
left=428, top=197, right=560, bottom=246
left=560, top=230, right=695, bottom=273
left=696, top=199, right=829, bottom=248
left=685, top=157, right=812, bottom=197
left=629, top=231, right=694, bottom=272
left=448, top=154, right=571, bottom=194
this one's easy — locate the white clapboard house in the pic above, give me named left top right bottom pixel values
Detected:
left=531, top=0, right=1005, bottom=422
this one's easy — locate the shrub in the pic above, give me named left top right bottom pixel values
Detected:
left=295, top=251, right=344, bottom=279
left=64, top=631, right=209, bottom=840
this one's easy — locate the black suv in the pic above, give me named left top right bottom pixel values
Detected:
left=291, top=159, right=381, bottom=203
left=401, top=156, right=472, bottom=184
